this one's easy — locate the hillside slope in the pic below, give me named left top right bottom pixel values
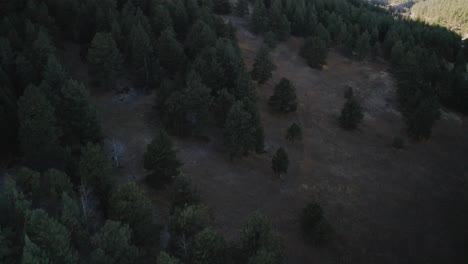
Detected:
left=411, top=0, right=468, bottom=37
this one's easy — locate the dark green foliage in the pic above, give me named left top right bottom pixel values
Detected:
left=186, top=20, right=216, bottom=58
left=223, top=101, right=257, bottom=158
left=87, top=32, right=123, bottom=88
left=157, top=252, right=181, bottom=264
left=239, top=213, right=283, bottom=263
left=151, top=4, right=173, bottom=37
left=170, top=205, right=208, bottom=238
left=17, top=85, right=63, bottom=170
left=339, top=97, right=364, bottom=130
left=25, top=209, right=77, bottom=264
left=213, top=0, right=231, bottom=14
left=300, top=37, right=327, bottom=69
left=269, top=2, right=290, bottom=41
left=59, top=80, right=102, bottom=145
left=169, top=205, right=208, bottom=259
left=15, top=167, right=40, bottom=200
left=157, top=29, right=187, bottom=76
left=171, top=174, right=201, bottom=210
left=300, top=202, right=332, bottom=245
left=286, top=123, right=302, bottom=141
left=162, top=71, right=212, bottom=135
left=128, top=22, right=153, bottom=85
left=271, top=147, right=288, bottom=177
left=79, top=143, right=113, bottom=203
left=31, top=31, right=56, bottom=74
left=251, top=0, right=268, bottom=34
left=405, top=97, right=440, bottom=140
left=355, top=31, right=371, bottom=61
left=251, top=46, right=276, bottom=84
left=143, top=130, right=182, bottom=186
left=192, top=228, right=227, bottom=264
left=235, top=0, right=249, bottom=17
left=42, top=55, right=67, bottom=99
left=109, top=182, right=158, bottom=246
left=90, top=220, right=141, bottom=264
left=213, top=88, right=235, bottom=125
left=60, top=192, right=83, bottom=235
left=42, top=169, right=74, bottom=212
left=269, top=78, right=297, bottom=113
left=263, top=31, right=278, bottom=49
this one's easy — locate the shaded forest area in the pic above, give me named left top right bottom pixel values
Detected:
left=0, top=0, right=467, bottom=263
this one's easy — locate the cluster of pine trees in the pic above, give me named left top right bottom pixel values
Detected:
left=248, top=0, right=468, bottom=140
left=411, top=0, right=468, bottom=37
left=0, top=0, right=284, bottom=262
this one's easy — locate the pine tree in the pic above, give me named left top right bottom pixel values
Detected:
left=79, top=143, right=113, bottom=203
left=235, top=0, right=249, bottom=17
left=339, top=97, right=364, bottom=130
left=286, top=123, right=302, bottom=141
left=22, top=235, right=50, bottom=264
left=213, top=88, right=235, bottom=125
left=213, top=0, right=231, bottom=14
left=151, top=4, right=173, bottom=37
left=60, top=193, right=83, bottom=235
left=269, top=1, right=290, bottom=41
left=192, top=228, right=227, bottom=264
left=157, top=252, right=181, bottom=264
left=239, top=213, right=283, bottom=263
left=251, top=0, right=269, bottom=34
left=157, top=28, right=187, bottom=76
left=128, top=22, right=153, bottom=86
left=25, top=209, right=77, bottom=264
left=272, top=147, right=288, bottom=177
left=223, top=101, right=257, bottom=158
left=90, top=220, right=140, bottom=264
left=59, top=79, right=102, bottom=145
left=143, top=130, right=182, bottom=186
left=355, top=31, right=371, bottom=61
left=172, top=0, right=189, bottom=38
left=269, top=78, right=298, bottom=113
left=300, top=36, right=327, bottom=69
left=87, top=32, right=123, bottom=88
left=31, top=31, right=56, bottom=74
left=186, top=20, right=216, bottom=58
left=109, top=182, right=158, bottom=246
left=406, top=96, right=440, bottom=140
left=251, top=46, right=276, bottom=84
left=17, top=85, right=62, bottom=170
left=42, top=55, right=68, bottom=104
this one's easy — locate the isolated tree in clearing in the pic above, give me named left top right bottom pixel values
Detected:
left=339, top=97, right=364, bottom=130
left=143, top=130, right=182, bottom=186
left=300, top=36, right=327, bottom=69
left=286, top=123, right=302, bottom=141
left=272, top=147, right=288, bottom=177
left=269, top=78, right=298, bottom=113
